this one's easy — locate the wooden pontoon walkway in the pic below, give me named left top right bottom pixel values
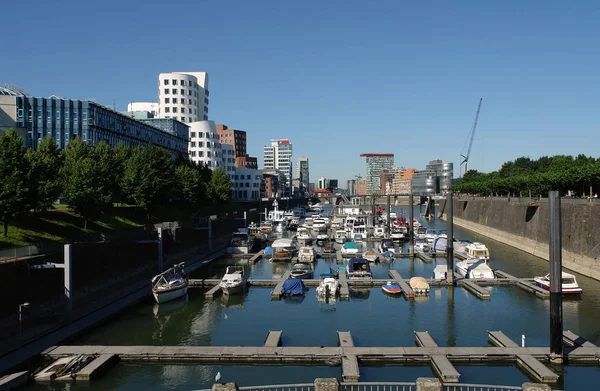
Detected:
left=43, top=331, right=600, bottom=384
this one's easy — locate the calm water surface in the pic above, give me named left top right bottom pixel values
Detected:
left=24, top=205, right=600, bottom=390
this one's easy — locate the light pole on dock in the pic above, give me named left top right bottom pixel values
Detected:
left=549, top=190, right=563, bottom=364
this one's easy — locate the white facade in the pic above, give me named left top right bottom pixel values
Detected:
left=127, top=102, right=159, bottom=117
left=263, top=139, right=293, bottom=187
left=157, top=72, right=209, bottom=124
left=318, top=177, right=327, bottom=189
left=232, top=168, right=262, bottom=201
left=221, top=144, right=236, bottom=175
left=188, top=121, right=222, bottom=169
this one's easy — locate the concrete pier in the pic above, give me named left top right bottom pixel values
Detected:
left=563, top=330, right=598, bottom=348
left=388, top=270, right=414, bottom=299
left=264, top=331, right=283, bottom=347
left=0, top=371, right=30, bottom=389
left=416, top=252, right=434, bottom=263
left=270, top=271, right=292, bottom=299
left=488, top=331, right=559, bottom=383
left=494, top=270, right=550, bottom=299
left=337, top=332, right=359, bottom=381
left=205, top=284, right=222, bottom=299
left=76, top=354, right=118, bottom=380
left=338, top=273, right=349, bottom=299
left=414, top=331, right=460, bottom=383
left=458, top=280, right=491, bottom=299
left=249, top=250, right=264, bottom=263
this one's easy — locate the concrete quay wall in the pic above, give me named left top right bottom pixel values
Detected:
left=441, top=197, right=600, bottom=281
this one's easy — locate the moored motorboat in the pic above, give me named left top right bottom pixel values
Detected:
left=409, top=277, right=430, bottom=294
left=152, top=262, right=188, bottom=304
left=455, top=257, right=495, bottom=279
left=316, top=274, right=339, bottom=297
left=290, top=263, right=314, bottom=279
left=382, top=250, right=395, bottom=262
left=298, top=246, right=316, bottom=263
left=316, top=234, right=329, bottom=244
left=226, top=229, right=255, bottom=254
left=346, top=258, right=372, bottom=280
left=334, top=229, right=347, bottom=244
left=341, top=241, right=360, bottom=257
left=219, top=266, right=247, bottom=294
left=379, top=238, right=395, bottom=254
left=534, top=272, right=583, bottom=295
left=271, top=238, right=297, bottom=262
left=296, top=226, right=312, bottom=245
left=414, top=240, right=431, bottom=253
left=281, top=278, right=305, bottom=297
left=382, top=281, right=402, bottom=295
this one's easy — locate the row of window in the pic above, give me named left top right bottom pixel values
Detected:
left=164, top=98, right=198, bottom=106
left=164, top=116, right=194, bottom=122
left=164, top=107, right=197, bottom=114
left=163, top=79, right=200, bottom=88
left=189, top=141, right=221, bottom=148
left=163, top=88, right=200, bottom=97
left=190, top=132, right=218, bottom=139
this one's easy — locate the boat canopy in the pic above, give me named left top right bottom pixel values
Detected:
left=434, top=237, right=447, bottom=252
left=264, top=246, right=273, bottom=255
left=348, top=258, right=371, bottom=273
left=281, top=278, right=305, bottom=296
left=272, top=238, right=294, bottom=248
left=343, top=242, right=359, bottom=249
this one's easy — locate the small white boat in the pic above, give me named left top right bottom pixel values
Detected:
left=363, top=250, right=378, bottom=263
left=152, top=263, right=188, bottom=304
left=290, top=263, right=314, bottom=279
left=382, top=281, right=402, bottom=295
left=455, top=257, right=495, bottom=279
left=341, top=242, right=360, bottom=257
left=379, top=238, right=396, bottom=254
left=298, top=246, right=316, bottom=263
left=409, top=277, right=430, bottom=294
left=316, top=275, right=339, bottom=297
left=334, top=229, right=347, bottom=244
left=462, top=242, right=490, bottom=262
left=373, top=226, right=386, bottom=239
left=312, top=218, right=328, bottom=231
left=415, top=226, right=428, bottom=240
left=316, top=234, right=329, bottom=244
left=414, top=240, right=431, bottom=253
left=534, top=272, right=583, bottom=295
left=219, top=266, right=247, bottom=295
left=433, top=265, right=448, bottom=280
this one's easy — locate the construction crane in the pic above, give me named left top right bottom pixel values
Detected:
left=460, top=98, right=483, bottom=176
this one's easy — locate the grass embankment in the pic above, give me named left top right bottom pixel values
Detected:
left=0, top=204, right=189, bottom=249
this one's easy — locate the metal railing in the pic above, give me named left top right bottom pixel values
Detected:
left=341, top=382, right=415, bottom=391
left=443, top=385, right=522, bottom=391
left=238, top=384, right=315, bottom=391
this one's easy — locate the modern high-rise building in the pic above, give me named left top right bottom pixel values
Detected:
left=188, top=120, right=222, bottom=168
left=263, top=139, right=293, bottom=193
left=426, top=159, right=454, bottom=191
left=360, top=153, right=395, bottom=195
left=347, top=179, right=356, bottom=196
left=216, top=124, right=247, bottom=157
left=411, top=159, right=453, bottom=195
left=296, top=157, right=309, bottom=189
left=157, top=72, right=209, bottom=123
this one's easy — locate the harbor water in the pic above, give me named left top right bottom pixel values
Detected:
left=23, top=205, right=600, bottom=390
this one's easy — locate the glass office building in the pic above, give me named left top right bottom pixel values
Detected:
left=360, top=153, right=394, bottom=195
left=8, top=95, right=188, bottom=157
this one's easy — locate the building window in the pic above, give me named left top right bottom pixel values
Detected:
left=164, top=89, right=169, bottom=94
left=191, top=151, right=196, bottom=157
left=180, top=89, right=185, bottom=95
left=173, top=98, right=177, bottom=104
left=189, top=90, right=192, bottom=95
left=181, top=80, right=186, bottom=86
left=199, top=151, right=204, bottom=157
left=181, top=108, right=185, bottom=113
left=191, top=142, right=196, bottom=147
left=164, top=79, right=169, bottom=85
left=172, top=89, right=177, bottom=94
left=181, top=116, right=185, bottom=121
left=188, top=99, right=192, bottom=104
left=165, top=107, right=170, bottom=113
left=172, top=79, right=177, bottom=85
left=191, top=132, right=196, bottom=138
left=207, top=151, right=211, bottom=158
left=188, top=117, right=192, bottom=122
left=199, top=142, right=204, bottom=147
left=173, top=107, right=178, bottom=113
left=165, top=98, right=170, bottom=104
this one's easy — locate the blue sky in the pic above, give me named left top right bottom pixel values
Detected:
left=2, top=1, right=599, bottom=184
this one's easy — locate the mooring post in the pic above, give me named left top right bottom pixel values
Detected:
left=549, top=190, right=563, bottom=364
left=446, top=191, right=454, bottom=284
left=387, top=194, right=391, bottom=237
left=64, top=244, right=72, bottom=322
left=157, top=227, right=163, bottom=273
left=244, top=211, right=247, bottom=228
left=409, top=193, right=415, bottom=255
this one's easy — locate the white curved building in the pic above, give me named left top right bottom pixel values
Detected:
left=188, top=121, right=222, bottom=169
left=158, top=72, right=209, bottom=123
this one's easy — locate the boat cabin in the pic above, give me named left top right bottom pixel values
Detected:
left=271, top=238, right=297, bottom=261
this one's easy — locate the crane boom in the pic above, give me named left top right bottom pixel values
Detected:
left=460, top=98, right=483, bottom=175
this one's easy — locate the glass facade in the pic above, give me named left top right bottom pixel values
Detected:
left=14, top=96, right=188, bottom=157
left=362, top=154, right=394, bottom=195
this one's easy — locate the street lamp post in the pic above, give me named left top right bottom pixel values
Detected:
left=19, top=302, right=30, bottom=342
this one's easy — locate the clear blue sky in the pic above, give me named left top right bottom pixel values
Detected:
left=2, top=1, right=599, bottom=185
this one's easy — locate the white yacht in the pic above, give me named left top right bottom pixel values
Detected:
left=350, top=218, right=367, bottom=241
left=334, top=229, right=347, bottom=244
left=534, top=272, right=583, bottom=295
left=268, top=200, right=287, bottom=233
left=298, top=246, right=316, bottom=263
left=425, top=229, right=438, bottom=245
left=373, top=226, right=386, bottom=239
left=414, top=240, right=431, bottom=253
left=151, top=263, right=188, bottom=304
left=226, top=229, right=255, bottom=254
left=331, top=216, right=345, bottom=231
left=415, top=226, right=428, bottom=240
left=219, top=266, right=247, bottom=295
left=459, top=242, right=490, bottom=262
left=312, top=217, right=327, bottom=231
left=455, top=257, right=495, bottom=279
left=316, top=275, right=339, bottom=298
left=296, top=226, right=312, bottom=245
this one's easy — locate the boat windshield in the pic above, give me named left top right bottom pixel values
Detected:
left=562, top=278, right=576, bottom=284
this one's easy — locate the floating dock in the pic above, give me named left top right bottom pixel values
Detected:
left=416, top=252, right=434, bottom=263
left=270, top=271, right=292, bottom=299
left=338, top=273, right=350, bottom=299
left=204, top=284, right=222, bottom=299
left=388, top=270, right=414, bottom=299
left=563, top=330, right=598, bottom=348
left=43, top=330, right=592, bottom=384
left=458, top=280, right=491, bottom=299
left=488, top=331, right=558, bottom=383
left=494, top=270, right=549, bottom=298
left=249, top=250, right=264, bottom=263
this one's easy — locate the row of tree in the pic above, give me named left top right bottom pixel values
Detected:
left=453, top=155, right=600, bottom=197
left=0, top=129, right=233, bottom=234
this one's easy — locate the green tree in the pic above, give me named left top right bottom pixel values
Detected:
left=61, top=138, right=112, bottom=228
left=26, top=136, right=63, bottom=212
left=112, top=142, right=131, bottom=205
left=174, top=164, right=203, bottom=209
left=0, top=129, right=30, bottom=236
left=94, top=141, right=118, bottom=207
left=121, top=144, right=174, bottom=213
left=209, top=168, right=232, bottom=203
